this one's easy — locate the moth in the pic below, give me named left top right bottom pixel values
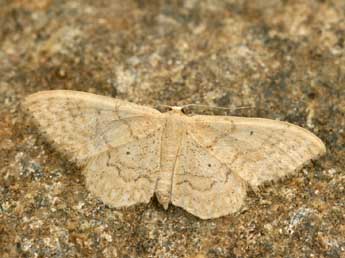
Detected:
left=23, top=90, right=326, bottom=219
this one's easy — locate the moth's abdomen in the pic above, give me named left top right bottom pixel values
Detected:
left=155, top=115, right=186, bottom=209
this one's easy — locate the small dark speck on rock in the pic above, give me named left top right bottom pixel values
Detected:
left=21, top=160, right=44, bottom=180
left=215, top=92, right=231, bottom=107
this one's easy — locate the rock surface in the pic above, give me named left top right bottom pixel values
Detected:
left=0, top=0, right=344, bottom=257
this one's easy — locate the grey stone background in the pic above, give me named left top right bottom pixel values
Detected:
left=0, top=0, right=344, bottom=257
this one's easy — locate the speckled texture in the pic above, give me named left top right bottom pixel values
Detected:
left=0, top=0, right=344, bottom=257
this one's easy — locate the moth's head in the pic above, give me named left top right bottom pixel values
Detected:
left=169, top=106, right=184, bottom=114
left=168, top=106, right=186, bottom=115
left=156, top=105, right=186, bottom=114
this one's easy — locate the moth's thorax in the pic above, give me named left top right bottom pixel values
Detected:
left=155, top=110, right=187, bottom=209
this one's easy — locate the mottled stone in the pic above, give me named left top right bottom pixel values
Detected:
left=0, top=0, right=344, bottom=257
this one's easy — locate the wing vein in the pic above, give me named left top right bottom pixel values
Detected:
left=185, top=129, right=248, bottom=185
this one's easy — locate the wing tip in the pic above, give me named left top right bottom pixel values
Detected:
left=22, top=90, right=66, bottom=110
left=318, top=140, right=327, bottom=156
left=23, top=90, right=78, bottom=102
left=308, top=131, right=327, bottom=157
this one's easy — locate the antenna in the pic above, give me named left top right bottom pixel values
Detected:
left=181, top=104, right=254, bottom=112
